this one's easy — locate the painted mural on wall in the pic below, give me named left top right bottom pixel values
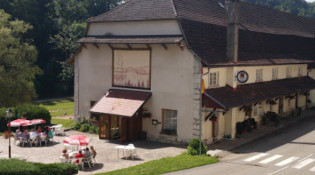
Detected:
left=113, top=50, right=151, bottom=89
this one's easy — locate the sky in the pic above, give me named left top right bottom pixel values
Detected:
left=305, top=0, right=315, bottom=2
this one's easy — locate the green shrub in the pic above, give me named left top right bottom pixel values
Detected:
left=73, top=121, right=81, bottom=130
left=0, top=159, right=78, bottom=175
left=14, top=104, right=51, bottom=124
left=34, top=162, right=78, bottom=175
left=187, top=138, right=207, bottom=155
left=89, top=126, right=99, bottom=134
left=79, top=123, right=90, bottom=132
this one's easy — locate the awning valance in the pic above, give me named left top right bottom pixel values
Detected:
left=78, top=35, right=184, bottom=44
left=90, top=89, right=152, bottom=117
left=203, top=76, right=315, bottom=109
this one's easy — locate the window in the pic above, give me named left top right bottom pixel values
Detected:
left=209, top=72, right=219, bottom=86
left=298, top=67, right=302, bottom=76
left=253, top=104, right=262, bottom=116
left=272, top=68, right=278, bottom=80
left=162, top=109, right=177, bottom=135
left=256, top=69, right=262, bottom=81
left=113, top=50, right=151, bottom=89
left=286, top=67, right=291, bottom=78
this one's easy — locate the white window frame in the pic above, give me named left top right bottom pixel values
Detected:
left=256, top=69, right=263, bottom=81
left=286, top=67, right=291, bottom=78
left=209, top=72, right=219, bottom=87
left=272, top=68, right=278, bottom=80
left=162, top=109, right=177, bottom=135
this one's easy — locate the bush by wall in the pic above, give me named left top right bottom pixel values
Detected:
left=187, top=138, right=207, bottom=155
left=74, top=117, right=98, bottom=134
left=0, top=158, right=78, bottom=175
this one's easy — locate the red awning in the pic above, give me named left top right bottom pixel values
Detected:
left=90, top=89, right=152, bottom=117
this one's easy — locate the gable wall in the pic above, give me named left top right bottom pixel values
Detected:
left=87, top=20, right=182, bottom=36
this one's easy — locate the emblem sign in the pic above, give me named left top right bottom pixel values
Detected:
left=237, top=71, right=249, bottom=83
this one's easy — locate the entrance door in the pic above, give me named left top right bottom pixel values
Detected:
left=120, top=117, right=129, bottom=143
left=98, top=115, right=110, bottom=139
left=279, top=97, right=283, bottom=116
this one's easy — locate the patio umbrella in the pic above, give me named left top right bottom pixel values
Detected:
left=7, top=119, right=30, bottom=127
left=28, top=119, right=46, bottom=125
left=63, top=135, right=90, bottom=146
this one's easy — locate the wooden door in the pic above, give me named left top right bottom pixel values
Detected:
left=120, top=117, right=129, bottom=143
left=98, top=115, right=110, bottom=139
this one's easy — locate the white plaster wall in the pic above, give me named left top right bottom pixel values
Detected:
left=75, top=45, right=113, bottom=119
left=139, top=44, right=195, bottom=144
left=88, top=20, right=182, bottom=36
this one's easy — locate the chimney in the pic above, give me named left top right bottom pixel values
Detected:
left=226, top=0, right=240, bottom=63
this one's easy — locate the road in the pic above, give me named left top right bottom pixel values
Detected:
left=166, top=115, right=315, bottom=175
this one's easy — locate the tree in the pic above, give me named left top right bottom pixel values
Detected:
left=0, top=10, right=41, bottom=107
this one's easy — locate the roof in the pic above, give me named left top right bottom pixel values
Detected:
left=90, top=89, right=151, bottom=117
left=203, top=76, right=315, bottom=109
left=85, top=0, right=315, bottom=66
left=180, top=18, right=315, bottom=65
left=88, top=0, right=177, bottom=22
left=88, top=0, right=315, bottom=38
left=78, top=35, right=184, bottom=44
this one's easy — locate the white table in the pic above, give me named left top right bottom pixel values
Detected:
left=115, top=145, right=136, bottom=160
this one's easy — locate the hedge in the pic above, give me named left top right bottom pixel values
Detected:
left=0, top=159, right=78, bottom=175
left=0, top=104, right=51, bottom=132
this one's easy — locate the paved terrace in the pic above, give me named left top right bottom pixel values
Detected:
left=0, top=131, right=186, bottom=175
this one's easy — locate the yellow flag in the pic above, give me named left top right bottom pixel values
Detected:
left=201, top=79, right=205, bottom=93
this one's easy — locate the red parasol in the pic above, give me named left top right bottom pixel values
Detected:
left=7, top=119, right=30, bottom=127
left=63, top=135, right=90, bottom=146
left=29, top=119, right=46, bottom=125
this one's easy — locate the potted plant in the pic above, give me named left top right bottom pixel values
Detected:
left=209, top=114, right=217, bottom=122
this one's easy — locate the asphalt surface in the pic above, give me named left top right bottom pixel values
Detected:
left=166, top=113, right=315, bottom=175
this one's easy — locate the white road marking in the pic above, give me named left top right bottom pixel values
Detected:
left=275, top=156, right=299, bottom=166
left=244, top=153, right=269, bottom=162
left=309, top=166, right=315, bottom=172
left=298, top=154, right=313, bottom=163
left=259, top=155, right=283, bottom=164
left=292, top=158, right=315, bottom=169
left=266, top=166, right=289, bottom=175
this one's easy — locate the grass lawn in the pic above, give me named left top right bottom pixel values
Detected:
left=51, top=118, right=75, bottom=128
left=94, top=153, right=218, bottom=175
left=37, top=99, right=74, bottom=117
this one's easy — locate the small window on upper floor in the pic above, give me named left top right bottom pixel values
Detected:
left=286, top=67, right=291, bottom=78
left=256, top=69, right=263, bottom=81
left=272, top=68, right=278, bottom=80
left=209, top=72, right=219, bottom=87
left=298, top=67, right=302, bottom=77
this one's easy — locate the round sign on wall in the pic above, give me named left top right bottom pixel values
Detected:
left=237, top=71, right=249, bottom=83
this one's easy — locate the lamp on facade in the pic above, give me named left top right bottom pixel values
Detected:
left=6, top=108, right=13, bottom=158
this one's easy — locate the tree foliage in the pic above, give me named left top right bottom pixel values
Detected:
left=242, top=0, right=315, bottom=18
left=0, top=10, right=41, bottom=107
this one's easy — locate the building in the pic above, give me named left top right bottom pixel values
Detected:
left=70, top=0, right=315, bottom=145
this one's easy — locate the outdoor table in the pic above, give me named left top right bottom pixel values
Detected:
left=115, top=145, right=136, bottom=159
left=69, top=151, right=79, bottom=159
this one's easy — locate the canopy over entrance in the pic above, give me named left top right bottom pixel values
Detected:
left=90, top=89, right=152, bottom=117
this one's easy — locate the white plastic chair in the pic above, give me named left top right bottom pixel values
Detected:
left=40, top=134, right=47, bottom=146
left=19, top=137, right=28, bottom=147
left=29, top=136, right=38, bottom=147
left=84, top=156, right=93, bottom=168
left=74, top=158, right=84, bottom=170
left=126, top=144, right=136, bottom=159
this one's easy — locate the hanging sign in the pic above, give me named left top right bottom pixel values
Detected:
left=237, top=71, right=249, bottom=83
